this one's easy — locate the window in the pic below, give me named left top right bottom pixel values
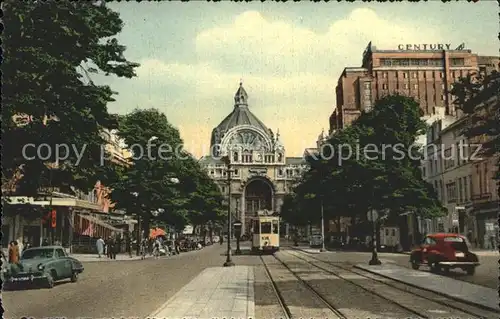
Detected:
left=210, top=170, right=214, bottom=175
left=233, top=152, right=239, bottom=162
left=364, top=82, right=371, bottom=89
left=382, top=84, right=388, bottom=90
left=383, top=72, right=387, bottom=78
left=277, top=153, right=283, bottom=162
left=441, top=83, right=445, bottom=89
left=55, top=249, right=66, bottom=258
left=404, top=84, right=409, bottom=89
left=234, top=169, right=239, bottom=176
left=412, top=72, right=417, bottom=78
left=221, top=186, right=226, bottom=193
left=469, top=174, right=473, bottom=197
left=385, top=229, right=389, bottom=236
left=450, top=58, right=465, bottom=66
left=272, top=220, right=279, bottom=234
left=403, top=72, right=408, bottom=79
left=440, top=72, right=444, bottom=78
left=278, top=169, right=283, bottom=176
left=261, top=222, right=272, bottom=234
left=413, top=84, right=418, bottom=90
left=446, top=182, right=457, bottom=203
left=442, top=94, right=446, bottom=101
left=463, top=176, right=468, bottom=201
left=483, top=163, right=488, bottom=192
left=424, top=236, right=437, bottom=245
left=458, top=178, right=463, bottom=203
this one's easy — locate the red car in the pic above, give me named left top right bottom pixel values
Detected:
left=409, top=233, right=479, bottom=275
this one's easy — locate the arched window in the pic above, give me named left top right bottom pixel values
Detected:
left=233, top=151, right=239, bottom=162
left=277, top=153, right=283, bottom=162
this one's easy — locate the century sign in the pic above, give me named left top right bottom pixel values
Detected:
left=398, top=43, right=452, bottom=51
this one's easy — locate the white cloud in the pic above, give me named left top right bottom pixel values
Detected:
left=132, top=8, right=443, bottom=158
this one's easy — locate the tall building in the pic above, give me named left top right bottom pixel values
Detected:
left=199, top=82, right=307, bottom=234
left=329, top=42, right=497, bottom=134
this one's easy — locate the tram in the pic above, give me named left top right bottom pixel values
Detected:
left=251, top=210, right=280, bottom=253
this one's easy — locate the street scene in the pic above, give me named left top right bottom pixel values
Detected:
left=2, top=1, right=499, bottom=319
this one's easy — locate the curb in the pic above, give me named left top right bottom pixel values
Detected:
left=353, top=264, right=500, bottom=313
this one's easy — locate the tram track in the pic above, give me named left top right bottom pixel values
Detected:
left=287, top=249, right=498, bottom=319
left=260, top=254, right=347, bottom=319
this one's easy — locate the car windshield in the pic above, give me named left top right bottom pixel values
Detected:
left=21, top=248, right=54, bottom=260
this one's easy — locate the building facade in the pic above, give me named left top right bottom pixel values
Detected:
left=422, top=114, right=499, bottom=248
left=199, top=83, right=307, bottom=235
left=329, top=42, right=497, bottom=134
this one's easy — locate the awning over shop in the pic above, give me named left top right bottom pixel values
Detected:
left=74, top=214, right=122, bottom=239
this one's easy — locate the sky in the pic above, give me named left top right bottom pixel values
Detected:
left=95, top=1, right=498, bottom=159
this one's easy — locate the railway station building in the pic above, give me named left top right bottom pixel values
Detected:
left=199, top=83, right=307, bottom=236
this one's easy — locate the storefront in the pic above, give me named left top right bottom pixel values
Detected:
left=474, top=201, right=499, bottom=249
left=3, top=195, right=122, bottom=251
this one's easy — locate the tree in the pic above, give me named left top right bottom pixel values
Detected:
left=110, top=109, right=187, bottom=237
left=110, top=109, right=225, bottom=237
left=2, top=1, right=139, bottom=195
left=288, top=95, right=446, bottom=232
left=451, top=70, right=500, bottom=179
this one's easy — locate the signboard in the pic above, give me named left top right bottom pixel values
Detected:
left=397, top=44, right=452, bottom=51
left=367, top=209, right=378, bottom=222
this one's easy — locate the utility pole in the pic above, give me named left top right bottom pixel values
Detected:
left=320, top=198, right=326, bottom=252
left=223, top=156, right=234, bottom=267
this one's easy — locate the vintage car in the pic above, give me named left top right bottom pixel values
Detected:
left=4, top=245, right=84, bottom=289
left=409, top=233, right=479, bottom=275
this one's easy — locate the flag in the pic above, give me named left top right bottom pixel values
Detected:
left=82, top=222, right=94, bottom=237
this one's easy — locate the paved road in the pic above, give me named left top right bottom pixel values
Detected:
left=295, top=248, right=498, bottom=289
left=3, top=244, right=247, bottom=319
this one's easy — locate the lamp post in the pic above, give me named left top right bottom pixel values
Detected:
left=320, top=198, right=326, bottom=252
left=368, top=208, right=381, bottom=265
left=222, top=155, right=234, bottom=267
left=131, top=192, right=141, bottom=256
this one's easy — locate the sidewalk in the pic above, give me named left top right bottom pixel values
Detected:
left=148, top=266, right=255, bottom=319
left=400, top=250, right=499, bottom=257
left=69, top=254, right=151, bottom=262
left=355, top=263, right=499, bottom=312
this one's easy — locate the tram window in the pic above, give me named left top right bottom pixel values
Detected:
left=272, top=221, right=279, bottom=234
left=253, top=220, right=260, bottom=234
left=261, top=222, right=272, bottom=234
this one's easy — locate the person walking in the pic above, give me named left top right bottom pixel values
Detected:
left=125, top=231, right=132, bottom=258
left=8, top=241, right=20, bottom=264
left=96, top=237, right=105, bottom=258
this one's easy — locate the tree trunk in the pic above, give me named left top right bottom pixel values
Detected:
left=142, top=213, right=150, bottom=240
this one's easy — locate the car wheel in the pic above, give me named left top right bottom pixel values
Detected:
left=466, top=266, right=475, bottom=275
left=70, top=271, right=78, bottom=282
left=410, top=259, right=420, bottom=270
left=429, top=262, right=440, bottom=273
left=45, top=273, right=55, bottom=288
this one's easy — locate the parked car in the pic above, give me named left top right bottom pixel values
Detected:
left=4, top=246, right=84, bottom=289
left=309, top=235, right=323, bottom=248
left=409, top=233, right=479, bottom=275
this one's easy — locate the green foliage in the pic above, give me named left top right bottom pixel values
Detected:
left=451, top=70, right=500, bottom=179
left=2, top=1, right=139, bottom=194
left=110, top=109, right=224, bottom=232
left=282, top=94, right=446, bottom=226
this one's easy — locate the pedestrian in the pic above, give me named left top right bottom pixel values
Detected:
left=16, top=238, right=24, bottom=254
left=125, top=231, right=132, bottom=258
left=96, top=237, right=105, bottom=258
left=106, top=237, right=113, bottom=258
left=8, top=241, right=20, bottom=264
left=219, top=236, right=223, bottom=245
left=42, top=238, right=49, bottom=246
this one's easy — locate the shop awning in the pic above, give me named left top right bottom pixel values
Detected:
left=74, top=214, right=123, bottom=238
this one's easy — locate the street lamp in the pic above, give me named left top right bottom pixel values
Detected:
left=131, top=192, right=141, bottom=256
left=368, top=208, right=381, bottom=265
left=320, top=198, right=326, bottom=252
left=222, top=155, right=235, bottom=267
